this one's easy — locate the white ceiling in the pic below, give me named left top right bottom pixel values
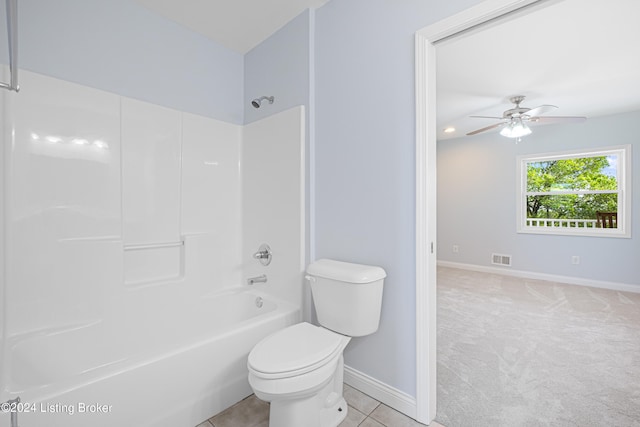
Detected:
left=134, top=0, right=329, bottom=53
left=134, top=0, right=639, bottom=139
left=436, top=0, right=640, bottom=140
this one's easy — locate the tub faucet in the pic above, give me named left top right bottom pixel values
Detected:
left=247, top=274, right=267, bottom=285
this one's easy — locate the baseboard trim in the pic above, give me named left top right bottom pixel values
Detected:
left=437, top=260, right=640, bottom=294
left=344, top=365, right=417, bottom=419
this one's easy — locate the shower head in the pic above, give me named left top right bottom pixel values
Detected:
left=251, top=96, right=274, bottom=108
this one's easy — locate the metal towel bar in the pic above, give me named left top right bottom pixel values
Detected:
left=1, top=0, right=19, bottom=92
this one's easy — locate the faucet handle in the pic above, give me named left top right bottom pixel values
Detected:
left=253, top=251, right=269, bottom=259
left=253, top=243, right=272, bottom=266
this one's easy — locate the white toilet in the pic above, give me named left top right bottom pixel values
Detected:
left=247, top=259, right=386, bottom=427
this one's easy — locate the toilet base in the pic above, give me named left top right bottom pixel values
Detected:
left=259, top=355, right=348, bottom=427
left=269, top=393, right=348, bottom=427
left=321, top=395, right=349, bottom=427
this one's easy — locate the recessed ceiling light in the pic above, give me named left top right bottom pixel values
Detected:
left=444, top=127, right=456, bottom=133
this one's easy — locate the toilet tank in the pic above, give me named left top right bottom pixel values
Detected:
left=306, top=259, right=386, bottom=337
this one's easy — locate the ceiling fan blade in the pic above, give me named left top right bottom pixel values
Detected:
left=529, top=116, right=587, bottom=124
left=466, top=122, right=504, bottom=136
left=524, top=104, right=558, bottom=117
left=470, top=115, right=504, bottom=119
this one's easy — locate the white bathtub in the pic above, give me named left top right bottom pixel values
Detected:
left=0, top=288, right=299, bottom=427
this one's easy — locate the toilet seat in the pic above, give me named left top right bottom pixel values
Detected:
left=248, top=322, right=348, bottom=380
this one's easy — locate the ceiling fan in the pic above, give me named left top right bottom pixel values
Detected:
left=466, top=95, right=586, bottom=139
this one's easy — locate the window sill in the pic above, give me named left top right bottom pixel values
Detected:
left=518, top=226, right=630, bottom=238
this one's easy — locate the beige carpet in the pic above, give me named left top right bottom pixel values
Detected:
left=435, top=267, right=640, bottom=427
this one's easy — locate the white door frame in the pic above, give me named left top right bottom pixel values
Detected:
left=414, top=0, right=556, bottom=422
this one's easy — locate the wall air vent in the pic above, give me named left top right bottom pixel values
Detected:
left=491, top=253, right=512, bottom=267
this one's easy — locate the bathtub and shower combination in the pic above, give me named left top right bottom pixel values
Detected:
left=4, top=288, right=299, bottom=426
left=0, top=70, right=305, bottom=426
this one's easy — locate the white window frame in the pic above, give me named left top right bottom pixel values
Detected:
left=517, top=145, right=631, bottom=238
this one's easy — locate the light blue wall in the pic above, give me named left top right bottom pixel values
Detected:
left=243, top=10, right=312, bottom=266
left=1, top=0, right=243, bottom=123
left=244, top=10, right=310, bottom=125
left=314, top=0, right=485, bottom=397
left=438, top=110, right=640, bottom=287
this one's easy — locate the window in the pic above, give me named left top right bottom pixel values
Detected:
left=517, top=146, right=631, bottom=237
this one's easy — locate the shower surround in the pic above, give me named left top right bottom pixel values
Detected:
left=0, top=70, right=305, bottom=426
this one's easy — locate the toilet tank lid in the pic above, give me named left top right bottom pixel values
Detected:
left=307, top=259, right=386, bottom=284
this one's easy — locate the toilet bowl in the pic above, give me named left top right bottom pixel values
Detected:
left=248, top=322, right=351, bottom=426
left=247, top=259, right=386, bottom=427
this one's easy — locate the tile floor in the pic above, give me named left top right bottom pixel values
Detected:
left=196, top=384, right=443, bottom=427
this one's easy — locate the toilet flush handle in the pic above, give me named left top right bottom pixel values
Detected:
left=304, top=275, right=316, bottom=283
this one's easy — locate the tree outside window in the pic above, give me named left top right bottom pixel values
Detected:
left=517, top=146, right=630, bottom=237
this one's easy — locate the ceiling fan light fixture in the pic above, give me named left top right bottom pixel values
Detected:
left=500, top=118, right=532, bottom=138
left=467, top=96, right=584, bottom=139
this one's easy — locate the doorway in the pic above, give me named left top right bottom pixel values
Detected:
left=414, top=0, right=561, bottom=422
left=416, top=0, right=640, bottom=423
